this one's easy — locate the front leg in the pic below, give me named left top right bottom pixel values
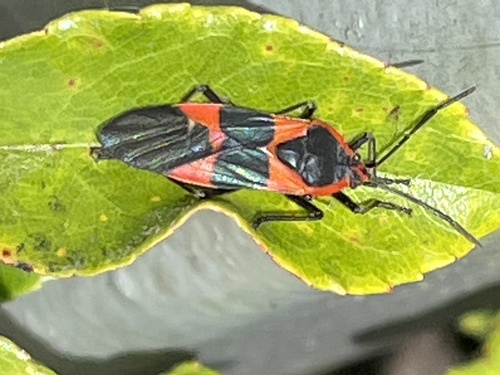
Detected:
left=252, top=195, right=323, bottom=228
left=348, top=133, right=409, bottom=185
left=333, top=191, right=412, bottom=216
left=348, top=132, right=376, bottom=166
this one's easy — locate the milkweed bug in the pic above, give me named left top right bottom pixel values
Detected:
left=92, top=84, right=480, bottom=246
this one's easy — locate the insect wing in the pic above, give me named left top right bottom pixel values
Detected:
left=94, top=105, right=223, bottom=174
left=168, top=146, right=308, bottom=194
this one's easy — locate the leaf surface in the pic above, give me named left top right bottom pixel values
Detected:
left=448, top=310, right=500, bottom=375
left=162, top=361, right=220, bottom=375
left=0, top=4, right=498, bottom=296
left=0, top=336, right=56, bottom=375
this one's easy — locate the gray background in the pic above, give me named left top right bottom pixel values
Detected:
left=1, top=1, right=500, bottom=374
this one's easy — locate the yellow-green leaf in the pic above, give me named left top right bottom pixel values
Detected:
left=0, top=337, right=218, bottom=375
left=0, top=4, right=498, bottom=297
left=0, top=336, right=56, bottom=375
left=0, top=264, right=43, bottom=302
left=162, top=361, right=220, bottom=375
left=459, top=310, right=497, bottom=340
left=448, top=310, right=500, bottom=375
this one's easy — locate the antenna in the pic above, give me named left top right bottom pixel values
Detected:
left=376, top=86, right=476, bottom=166
left=366, top=180, right=481, bottom=247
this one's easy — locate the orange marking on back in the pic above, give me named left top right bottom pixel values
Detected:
left=270, top=116, right=310, bottom=146
left=168, top=155, right=218, bottom=188
left=265, top=117, right=363, bottom=196
left=267, top=154, right=309, bottom=195
left=178, top=103, right=226, bottom=148
left=271, top=117, right=354, bottom=156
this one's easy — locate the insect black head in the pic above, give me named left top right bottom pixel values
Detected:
left=348, top=162, right=369, bottom=189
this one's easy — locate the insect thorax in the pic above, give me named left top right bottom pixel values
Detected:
left=277, top=125, right=365, bottom=188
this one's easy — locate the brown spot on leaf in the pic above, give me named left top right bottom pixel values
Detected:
left=2, top=249, right=11, bottom=258
left=68, top=79, right=77, bottom=87
left=349, top=235, right=360, bottom=245
left=265, top=44, right=274, bottom=52
left=388, top=105, right=401, bottom=120
left=355, top=107, right=364, bottom=113
left=343, top=76, right=349, bottom=82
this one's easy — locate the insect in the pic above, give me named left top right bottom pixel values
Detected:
left=91, top=84, right=479, bottom=246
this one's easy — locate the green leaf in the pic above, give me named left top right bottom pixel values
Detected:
left=458, top=310, right=497, bottom=340
left=0, top=336, right=57, bottom=375
left=0, top=336, right=218, bottom=375
left=0, top=4, right=498, bottom=295
left=448, top=311, right=500, bottom=375
left=0, top=264, right=43, bottom=302
left=162, top=361, right=220, bottom=375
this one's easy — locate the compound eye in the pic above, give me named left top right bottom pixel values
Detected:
left=351, top=153, right=361, bottom=163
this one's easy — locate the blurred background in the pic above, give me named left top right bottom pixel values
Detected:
left=0, top=1, right=500, bottom=374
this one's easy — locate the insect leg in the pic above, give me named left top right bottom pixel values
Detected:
left=181, top=85, right=231, bottom=104
left=349, top=133, right=410, bottom=185
left=275, top=101, right=317, bottom=119
left=333, top=191, right=412, bottom=216
left=348, top=132, right=375, bottom=161
left=349, top=132, right=379, bottom=178
left=252, top=195, right=323, bottom=229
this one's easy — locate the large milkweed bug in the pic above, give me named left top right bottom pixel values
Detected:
left=92, top=84, right=480, bottom=246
